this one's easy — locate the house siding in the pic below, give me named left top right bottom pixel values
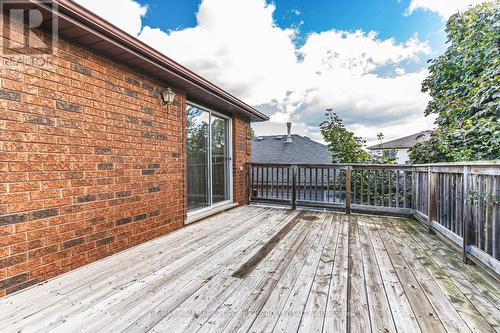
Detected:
left=370, top=148, right=410, bottom=164
left=0, top=17, right=250, bottom=296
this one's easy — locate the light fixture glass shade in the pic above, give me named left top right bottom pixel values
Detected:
left=161, top=88, right=176, bottom=105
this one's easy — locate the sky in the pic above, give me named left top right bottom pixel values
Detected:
left=75, top=0, right=487, bottom=146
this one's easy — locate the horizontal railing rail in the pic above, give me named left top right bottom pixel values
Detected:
left=247, top=161, right=500, bottom=274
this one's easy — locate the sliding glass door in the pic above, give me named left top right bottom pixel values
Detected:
left=187, top=104, right=231, bottom=212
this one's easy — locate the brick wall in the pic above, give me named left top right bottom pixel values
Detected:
left=232, top=115, right=252, bottom=205
left=0, top=17, right=250, bottom=296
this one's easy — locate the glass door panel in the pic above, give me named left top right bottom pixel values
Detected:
left=211, top=115, right=229, bottom=204
left=187, top=105, right=210, bottom=211
left=187, top=104, right=231, bottom=213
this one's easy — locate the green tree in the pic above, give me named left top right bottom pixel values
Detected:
left=409, top=2, right=500, bottom=163
left=377, top=132, right=384, bottom=145
left=320, top=109, right=371, bottom=163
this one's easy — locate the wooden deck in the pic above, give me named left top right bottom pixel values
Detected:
left=1, top=206, right=499, bottom=333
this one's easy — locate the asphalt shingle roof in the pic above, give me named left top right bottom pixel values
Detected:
left=252, top=134, right=332, bottom=164
left=367, top=131, right=432, bottom=150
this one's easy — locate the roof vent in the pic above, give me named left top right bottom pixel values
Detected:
left=275, top=136, right=282, bottom=140
left=304, top=136, right=310, bottom=140
left=256, top=137, right=263, bottom=141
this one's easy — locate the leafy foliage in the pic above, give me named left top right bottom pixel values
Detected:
left=187, top=107, right=209, bottom=164
left=320, top=109, right=397, bottom=164
left=369, top=152, right=398, bottom=164
left=320, top=109, right=371, bottom=163
left=250, top=127, right=256, bottom=139
left=409, top=2, right=500, bottom=163
left=377, top=132, right=384, bottom=145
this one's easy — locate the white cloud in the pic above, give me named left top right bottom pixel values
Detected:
left=299, top=30, right=430, bottom=76
left=139, top=0, right=298, bottom=105
left=77, top=0, right=435, bottom=144
left=406, top=0, right=487, bottom=18
left=74, top=0, right=147, bottom=36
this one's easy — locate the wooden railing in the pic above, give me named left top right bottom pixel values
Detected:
left=247, top=161, right=499, bottom=274
left=412, top=163, right=499, bottom=274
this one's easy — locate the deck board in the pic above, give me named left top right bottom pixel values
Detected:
left=0, top=205, right=498, bottom=333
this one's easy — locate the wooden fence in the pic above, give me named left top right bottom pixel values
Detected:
left=247, top=161, right=499, bottom=274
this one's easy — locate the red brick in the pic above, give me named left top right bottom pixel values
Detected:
left=44, top=163, right=71, bottom=171
left=0, top=193, right=30, bottom=204
left=14, top=219, right=48, bottom=233
left=8, top=162, right=44, bottom=172
left=7, top=201, right=44, bottom=214
left=7, top=258, right=41, bottom=276
left=30, top=189, right=61, bottom=200
left=59, top=221, right=86, bottom=233
left=30, top=262, right=61, bottom=278
left=44, top=197, right=73, bottom=208
left=0, top=253, right=27, bottom=269
left=29, top=172, right=59, bottom=181
left=27, top=227, right=57, bottom=241
left=9, top=182, right=40, bottom=192
left=29, top=245, right=59, bottom=260
left=41, top=250, right=70, bottom=264
left=41, top=180, right=70, bottom=190
left=0, top=226, right=13, bottom=236
left=0, top=233, right=26, bottom=247
left=0, top=15, right=251, bottom=297
left=62, top=188, right=85, bottom=197
left=10, top=239, right=44, bottom=254
left=0, top=172, right=28, bottom=183
left=0, top=247, right=9, bottom=257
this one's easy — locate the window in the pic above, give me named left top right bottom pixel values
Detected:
left=383, top=149, right=397, bottom=158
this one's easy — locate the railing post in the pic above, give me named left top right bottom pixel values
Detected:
left=427, top=166, right=437, bottom=233
left=462, top=166, right=471, bottom=264
left=411, top=167, right=416, bottom=211
left=345, top=166, right=352, bottom=214
left=291, top=165, right=297, bottom=210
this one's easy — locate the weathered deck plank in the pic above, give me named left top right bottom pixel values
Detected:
left=395, top=217, right=500, bottom=332
left=0, top=206, right=498, bottom=333
left=200, top=211, right=324, bottom=332
left=268, top=214, right=332, bottom=332
left=388, top=217, right=485, bottom=333
left=297, top=214, right=341, bottom=333
left=374, top=217, right=447, bottom=333
left=135, top=209, right=299, bottom=332
left=346, top=215, right=371, bottom=333
left=72, top=209, right=296, bottom=333
left=357, top=216, right=397, bottom=333
left=323, top=214, right=349, bottom=333
left=365, top=216, right=421, bottom=333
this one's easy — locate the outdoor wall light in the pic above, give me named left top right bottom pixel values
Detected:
left=160, top=87, right=176, bottom=111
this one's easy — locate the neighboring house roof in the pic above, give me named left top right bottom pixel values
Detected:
left=20, top=0, right=268, bottom=122
left=252, top=135, right=332, bottom=164
left=367, top=131, right=432, bottom=150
